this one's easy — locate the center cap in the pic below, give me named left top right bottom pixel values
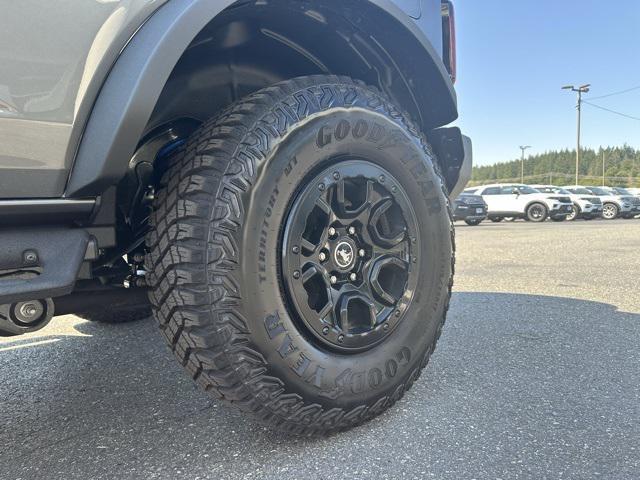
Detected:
left=334, top=240, right=355, bottom=269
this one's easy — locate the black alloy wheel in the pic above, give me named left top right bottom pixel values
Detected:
left=282, top=160, right=418, bottom=353
left=526, top=203, right=548, bottom=222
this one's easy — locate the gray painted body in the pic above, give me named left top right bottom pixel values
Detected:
left=0, top=0, right=447, bottom=199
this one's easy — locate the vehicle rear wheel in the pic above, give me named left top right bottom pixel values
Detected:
left=145, top=76, right=454, bottom=435
left=602, top=203, right=619, bottom=220
left=526, top=203, right=548, bottom=222
left=465, top=219, right=482, bottom=226
left=566, top=205, right=579, bottom=221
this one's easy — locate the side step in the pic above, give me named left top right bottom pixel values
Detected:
left=0, top=228, right=90, bottom=305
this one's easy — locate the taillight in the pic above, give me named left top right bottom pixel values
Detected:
left=441, top=1, right=457, bottom=83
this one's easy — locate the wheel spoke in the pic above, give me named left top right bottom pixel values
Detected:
left=334, top=178, right=372, bottom=217
left=369, top=256, right=409, bottom=306
left=300, top=238, right=318, bottom=254
left=316, top=197, right=332, bottom=216
left=368, top=198, right=407, bottom=248
left=317, top=301, right=333, bottom=322
left=301, top=264, right=322, bottom=284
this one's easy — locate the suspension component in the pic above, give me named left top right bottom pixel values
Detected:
left=0, top=298, right=54, bottom=336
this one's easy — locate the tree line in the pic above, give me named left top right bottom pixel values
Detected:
left=470, top=145, right=640, bottom=187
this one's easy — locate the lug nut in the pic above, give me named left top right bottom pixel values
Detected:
left=330, top=275, right=338, bottom=284
left=338, top=334, right=345, bottom=343
left=395, top=309, right=401, bottom=317
left=333, top=172, right=340, bottom=180
left=358, top=249, right=365, bottom=257
left=328, top=227, right=336, bottom=237
left=293, top=270, right=301, bottom=279
left=292, top=246, right=300, bottom=254
left=319, top=252, right=327, bottom=262
left=349, top=273, right=357, bottom=282
left=318, top=183, right=325, bottom=191
left=383, top=323, right=390, bottom=331
left=348, top=226, right=356, bottom=235
left=379, top=175, right=386, bottom=183
left=391, top=185, right=397, bottom=193
left=322, top=326, right=330, bottom=335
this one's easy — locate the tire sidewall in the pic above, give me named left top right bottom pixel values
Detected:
left=527, top=202, right=547, bottom=222
left=235, top=109, right=452, bottom=408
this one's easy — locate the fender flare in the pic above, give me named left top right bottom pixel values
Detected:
left=65, top=0, right=457, bottom=197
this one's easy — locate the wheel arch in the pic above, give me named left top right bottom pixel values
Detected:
left=525, top=200, right=548, bottom=212
left=64, top=0, right=458, bottom=198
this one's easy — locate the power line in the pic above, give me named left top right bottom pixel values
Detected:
left=589, top=84, right=640, bottom=100
left=583, top=100, right=640, bottom=122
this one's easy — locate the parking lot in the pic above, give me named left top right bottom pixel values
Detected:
left=1, top=219, right=638, bottom=480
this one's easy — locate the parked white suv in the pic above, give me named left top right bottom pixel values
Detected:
left=603, top=187, right=640, bottom=218
left=541, top=185, right=603, bottom=221
left=581, top=186, right=634, bottom=220
left=472, top=184, right=573, bottom=222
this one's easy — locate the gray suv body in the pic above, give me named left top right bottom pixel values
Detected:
left=1, top=0, right=471, bottom=434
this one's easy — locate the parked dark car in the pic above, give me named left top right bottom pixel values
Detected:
left=454, top=193, right=487, bottom=225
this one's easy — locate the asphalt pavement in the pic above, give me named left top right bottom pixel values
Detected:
left=1, top=219, right=639, bottom=479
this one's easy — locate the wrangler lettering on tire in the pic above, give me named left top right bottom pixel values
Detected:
left=146, top=75, right=454, bottom=435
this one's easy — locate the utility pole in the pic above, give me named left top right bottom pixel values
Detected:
left=519, top=145, right=531, bottom=184
left=562, top=84, right=590, bottom=185
left=602, top=150, right=605, bottom=186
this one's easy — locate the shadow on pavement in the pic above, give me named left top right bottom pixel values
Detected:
left=1, top=293, right=638, bottom=479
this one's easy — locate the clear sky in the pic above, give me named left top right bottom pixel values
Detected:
left=453, top=0, right=640, bottom=166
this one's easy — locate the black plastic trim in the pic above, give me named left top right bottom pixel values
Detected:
left=0, top=228, right=89, bottom=304
left=0, top=199, right=96, bottom=225
left=430, top=127, right=472, bottom=199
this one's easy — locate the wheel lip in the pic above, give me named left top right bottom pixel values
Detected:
left=280, top=159, right=419, bottom=353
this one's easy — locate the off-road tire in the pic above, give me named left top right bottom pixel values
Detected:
left=77, top=305, right=151, bottom=324
left=526, top=202, right=548, bottom=222
left=145, top=75, right=454, bottom=435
